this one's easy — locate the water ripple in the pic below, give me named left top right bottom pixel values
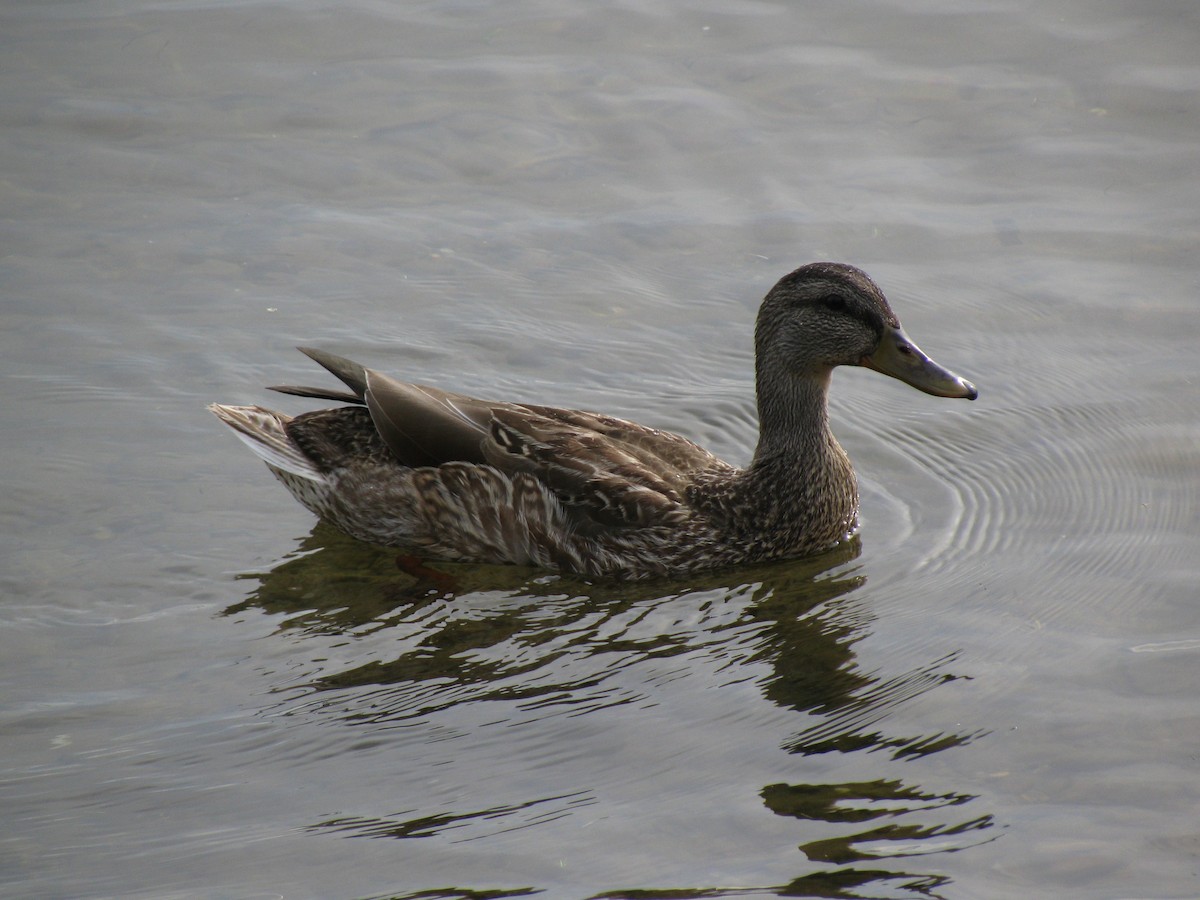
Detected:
left=863, top=397, right=1198, bottom=627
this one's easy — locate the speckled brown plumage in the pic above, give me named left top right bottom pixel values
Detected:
left=211, top=262, right=976, bottom=579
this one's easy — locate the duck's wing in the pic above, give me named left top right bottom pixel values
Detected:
left=364, top=372, right=732, bottom=529
left=275, top=348, right=733, bottom=529
left=481, top=403, right=732, bottom=529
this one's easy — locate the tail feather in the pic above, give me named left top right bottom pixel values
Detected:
left=208, top=404, right=322, bottom=481
left=267, top=383, right=362, bottom=404
left=265, top=347, right=371, bottom=405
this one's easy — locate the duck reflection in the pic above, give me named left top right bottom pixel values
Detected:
left=226, top=530, right=992, bottom=899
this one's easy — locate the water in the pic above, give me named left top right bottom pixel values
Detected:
left=2, top=1, right=1198, bottom=897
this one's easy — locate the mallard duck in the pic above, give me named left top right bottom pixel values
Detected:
left=211, top=262, right=976, bottom=579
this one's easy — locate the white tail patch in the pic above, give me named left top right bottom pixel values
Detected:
left=208, top=404, right=322, bottom=482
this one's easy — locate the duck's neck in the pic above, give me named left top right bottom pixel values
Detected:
left=714, top=367, right=858, bottom=553
left=750, top=369, right=839, bottom=468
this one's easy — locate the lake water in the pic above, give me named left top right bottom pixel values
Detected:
left=3, top=1, right=1198, bottom=898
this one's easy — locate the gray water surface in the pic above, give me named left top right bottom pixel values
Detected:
left=3, top=1, right=1198, bottom=898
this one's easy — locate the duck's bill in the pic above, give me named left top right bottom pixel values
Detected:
left=861, top=325, right=978, bottom=400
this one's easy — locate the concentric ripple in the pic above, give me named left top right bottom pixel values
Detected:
left=858, top=393, right=1198, bottom=629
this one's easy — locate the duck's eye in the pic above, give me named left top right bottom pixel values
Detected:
left=821, top=294, right=846, bottom=312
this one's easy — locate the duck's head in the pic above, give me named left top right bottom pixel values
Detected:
left=756, top=262, right=977, bottom=400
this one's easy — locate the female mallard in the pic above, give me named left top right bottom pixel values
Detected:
left=211, top=262, right=976, bottom=579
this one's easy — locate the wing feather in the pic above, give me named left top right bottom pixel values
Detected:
left=281, top=348, right=734, bottom=531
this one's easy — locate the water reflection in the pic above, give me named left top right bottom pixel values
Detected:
left=227, top=530, right=992, bottom=898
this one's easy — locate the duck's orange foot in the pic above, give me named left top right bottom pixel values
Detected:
left=394, top=553, right=457, bottom=595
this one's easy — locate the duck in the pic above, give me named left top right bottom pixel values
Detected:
left=210, top=262, right=976, bottom=579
